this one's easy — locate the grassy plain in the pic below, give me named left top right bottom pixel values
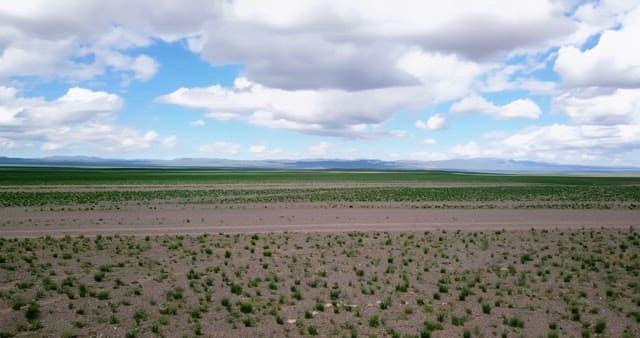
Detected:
left=2, top=167, right=640, bottom=185
left=0, top=167, right=639, bottom=337
left=1, top=167, right=639, bottom=209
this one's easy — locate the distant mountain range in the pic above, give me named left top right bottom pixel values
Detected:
left=1, top=156, right=638, bottom=173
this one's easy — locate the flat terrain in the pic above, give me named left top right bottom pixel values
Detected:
left=1, top=206, right=639, bottom=237
left=1, top=229, right=639, bottom=337
left=0, top=167, right=639, bottom=337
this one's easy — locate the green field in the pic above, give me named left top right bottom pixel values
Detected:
left=2, top=186, right=640, bottom=209
left=2, top=167, right=640, bottom=185
left=2, top=167, right=640, bottom=209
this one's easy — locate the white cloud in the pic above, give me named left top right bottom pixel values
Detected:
left=501, top=124, right=640, bottom=161
left=162, top=135, right=177, bottom=147
left=396, top=51, right=483, bottom=99
left=444, top=120, right=640, bottom=165
left=389, top=130, right=407, bottom=138
left=451, top=94, right=542, bottom=119
left=249, top=144, right=283, bottom=156
left=482, top=130, right=509, bottom=140
left=447, top=85, right=640, bottom=164
left=0, top=86, right=170, bottom=152
left=158, top=77, right=448, bottom=138
left=423, top=138, right=437, bottom=145
left=450, top=141, right=503, bottom=158
left=248, top=144, right=267, bottom=154
left=416, top=114, right=448, bottom=131
left=0, top=2, right=183, bottom=82
left=0, top=137, right=16, bottom=149
left=0, top=86, right=122, bottom=127
left=555, top=5, right=640, bottom=88
left=481, top=61, right=558, bottom=94
left=199, top=141, right=240, bottom=156
left=3, top=0, right=640, bottom=164
left=195, top=0, right=575, bottom=90
left=0, top=0, right=567, bottom=90
left=0, top=0, right=629, bottom=93
left=190, top=119, right=205, bottom=127
left=308, top=141, right=330, bottom=156
left=553, top=88, right=640, bottom=125
left=130, top=54, right=159, bottom=81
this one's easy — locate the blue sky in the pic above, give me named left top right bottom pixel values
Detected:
left=1, top=1, right=640, bottom=165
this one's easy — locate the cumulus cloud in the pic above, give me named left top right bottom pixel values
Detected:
left=0, top=0, right=623, bottom=92
left=158, top=77, right=448, bottom=138
left=397, top=51, right=483, bottom=99
left=308, top=141, right=331, bottom=156
left=448, top=97, right=640, bottom=165
left=0, top=87, right=122, bottom=126
left=415, top=114, right=448, bottom=131
left=199, top=141, right=240, bottom=156
left=249, top=144, right=282, bottom=156
left=500, top=124, right=640, bottom=163
left=447, top=87, right=640, bottom=164
left=3, top=0, right=572, bottom=89
left=193, top=0, right=576, bottom=90
left=0, top=86, right=173, bottom=152
left=449, top=141, right=503, bottom=159
left=555, top=5, right=640, bottom=88
left=445, top=123, right=640, bottom=164
left=554, top=88, right=640, bottom=125
left=0, top=1, right=206, bottom=82
left=2, top=0, right=640, bottom=163
left=129, top=54, right=160, bottom=81
left=481, top=61, right=558, bottom=94
left=451, top=94, right=542, bottom=119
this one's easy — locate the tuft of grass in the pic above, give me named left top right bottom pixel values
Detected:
left=594, top=319, right=606, bottom=334
left=25, top=302, right=40, bottom=321
left=369, top=315, right=380, bottom=327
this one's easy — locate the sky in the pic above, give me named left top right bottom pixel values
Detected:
left=0, top=0, right=639, bottom=165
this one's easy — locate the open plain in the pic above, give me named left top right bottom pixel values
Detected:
left=1, top=167, right=639, bottom=337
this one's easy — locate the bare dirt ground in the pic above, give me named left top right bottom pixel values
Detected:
left=1, top=204, right=638, bottom=237
left=1, top=227, right=639, bottom=337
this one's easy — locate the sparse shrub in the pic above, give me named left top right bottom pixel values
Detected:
left=94, top=271, right=105, bottom=282
left=242, top=317, right=256, bottom=327
left=25, top=302, right=40, bottom=320
left=505, top=316, right=524, bottom=328
left=308, top=325, right=318, bottom=336
left=133, top=310, right=147, bottom=325
left=594, top=320, right=606, bottom=334
left=96, top=290, right=109, bottom=300
left=451, top=315, right=465, bottom=326
left=240, top=303, right=253, bottom=314
left=369, top=315, right=380, bottom=327
left=230, top=283, right=242, bottom=295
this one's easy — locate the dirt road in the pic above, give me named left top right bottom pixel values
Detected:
left=1, top=206, right=637, bottom=237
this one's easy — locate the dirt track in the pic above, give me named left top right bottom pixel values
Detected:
left=0, top=181, right=535, bottom=191
left=1, top=206, right=638, bottom=237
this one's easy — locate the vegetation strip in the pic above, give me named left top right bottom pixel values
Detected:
left=1, top=185, right=639, bottom=208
